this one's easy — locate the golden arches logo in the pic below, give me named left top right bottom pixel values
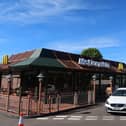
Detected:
left=2, top=55, right=8, bottom=64
left=118, top=63, right=124, bottom=71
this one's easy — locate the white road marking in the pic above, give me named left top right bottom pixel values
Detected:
left=85, top=116, right=98, bottom=120
left=56, top=115, right=68, bottom=118
left=36, top=117, right=49, bottom=120
left=120, top=116, right=126, bottom=120
left=36, top=115, right=124, bottom=121
left=53, top=118, right=65, bottom=120
left=68, top=118, right=81, bottom=120
left=68, top=115, right=82, bottom=120
left=102, top=116, right=114, bottom=120
left=70, top=115, right=83, bottom=118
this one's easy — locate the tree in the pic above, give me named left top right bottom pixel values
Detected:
left=81, top=48, right=103, bottom=59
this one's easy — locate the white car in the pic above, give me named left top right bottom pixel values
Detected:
left=105, top=88, right=126, bottom=113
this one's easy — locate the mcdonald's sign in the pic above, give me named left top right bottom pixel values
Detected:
left=118, top=63, right=124, bottom=71
left=2, top=55, right=8, bottom=64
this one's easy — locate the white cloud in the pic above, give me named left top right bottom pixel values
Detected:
left=47, top=37, right=120, bottom=53
left=87, top=37, right=119, bottom=47
left=0, top=0, right=111, bottom=24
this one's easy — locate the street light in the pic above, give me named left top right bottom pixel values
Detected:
left=37, top=73, right=44, bottom=82
left=92, top=74, right=96, bottom=104
left=92, top=75, right=96, bottom=81
left=37, top=72, right=44, bottom=113
left=6, top=74, right=12, bottom=111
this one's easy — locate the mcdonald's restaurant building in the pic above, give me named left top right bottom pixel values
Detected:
left=0, top=48, right=126, bottom=116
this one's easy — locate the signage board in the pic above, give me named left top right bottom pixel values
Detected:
left=78, top=58, right=110, bottom=68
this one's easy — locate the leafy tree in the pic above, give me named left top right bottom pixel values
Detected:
left=81, top=48, right=103, bottom=59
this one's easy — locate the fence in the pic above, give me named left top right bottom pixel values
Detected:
left=0, top=91, right=93, bottom=116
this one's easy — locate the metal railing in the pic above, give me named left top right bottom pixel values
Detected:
left=0, top=91, right=92, bottom=116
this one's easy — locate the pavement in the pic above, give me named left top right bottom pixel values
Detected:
left=0, top=104, right=97, bottom=119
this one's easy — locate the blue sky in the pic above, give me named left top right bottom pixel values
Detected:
left=0, top=0, right=126, bottom=62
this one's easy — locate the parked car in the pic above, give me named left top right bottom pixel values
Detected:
left=105, top=88, right=126, bottom=113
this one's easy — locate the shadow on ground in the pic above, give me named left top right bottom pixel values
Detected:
left=57, top=104, right=102, bottom=115
left=109, top=113, right=126, bottom=116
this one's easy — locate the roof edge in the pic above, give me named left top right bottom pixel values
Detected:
left=29, top=48, right=42, bottom=58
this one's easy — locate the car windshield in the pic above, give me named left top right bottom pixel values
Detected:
left=112, top=89, right=126, bottom=96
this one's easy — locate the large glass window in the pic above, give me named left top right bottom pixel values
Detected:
left=46, top=71, right=73, bottom=94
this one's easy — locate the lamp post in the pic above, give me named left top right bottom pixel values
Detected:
left=109, top=76, right=113, bottom=92
left=92, top=74, right=96, bottom=104
left=6, top=74, right=12, bottom=111
left=37, top=72, right=44, bottom=114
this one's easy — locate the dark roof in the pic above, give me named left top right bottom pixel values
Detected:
left=0, top=64, right=9, bottom=70
left=0, top=50, right=35, bottom=70
left=11, top=48, right=84, bottom=70
left=9, top=50, right=35, bottom=64
left=0, top=48, right=125, bottom=73
left=11, top=57, right=65, bottom=69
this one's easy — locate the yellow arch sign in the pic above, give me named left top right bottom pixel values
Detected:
left=2, top=55, right=9, bottom=64
left=118, top=63, right=124, bottom=71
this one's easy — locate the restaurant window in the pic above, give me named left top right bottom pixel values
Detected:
left=47, top=71, right=73, bottom=94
